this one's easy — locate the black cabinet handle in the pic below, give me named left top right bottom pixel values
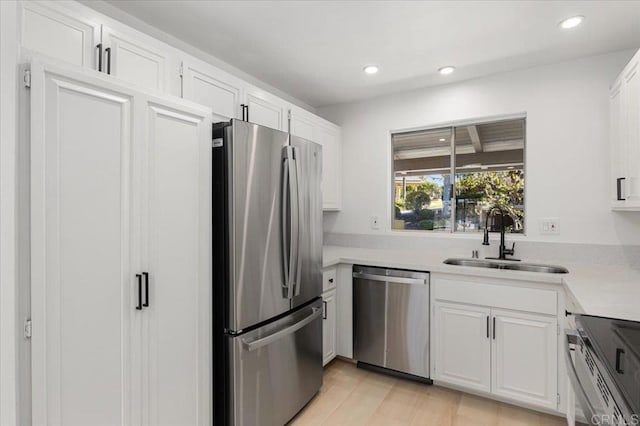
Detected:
left=617, top=177, right=626, bottom=201
left=245, top=105, right=249, bottom=122
left=492, top=317, right=496, bottom=340
left=322, top=301, right=327, bottom=320
left=240, top=104, right=246, bottom=121
left=105, top=47, right=111, bottom=75
left=486, top=316, right=490, bottom=338
left=143, top=272, right=149, bottom=307
left=96, top=43, right=103, bottom=72
left=135, top=274, right=142, bottom=310
left=328, top=278, right=334, bottom=283
left=616, top=348, right=625, bottom=374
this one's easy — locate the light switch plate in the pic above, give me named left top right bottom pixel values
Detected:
left=539, top=218, right=559, bottom=235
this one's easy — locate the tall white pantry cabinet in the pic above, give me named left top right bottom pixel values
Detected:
left=30, top=61, right=212, bottom=426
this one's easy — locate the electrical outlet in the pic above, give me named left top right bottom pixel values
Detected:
left=539, top=218, right=559, bottom=235
left=370, top=216, right=380, bottom=230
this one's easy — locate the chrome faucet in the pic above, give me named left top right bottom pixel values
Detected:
left=482, top=206, right=519, bottom=261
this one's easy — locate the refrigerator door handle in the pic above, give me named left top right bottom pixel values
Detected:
left=291, top=148, right=302, bottom=297
left=281, top=146, right=298, bottom=299
left=281, top=153, right=291, bottom=297
left=242, top=307, right=321, bottom=352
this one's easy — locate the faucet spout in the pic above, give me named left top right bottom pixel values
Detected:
left=483, top=205, right=518, bottom=261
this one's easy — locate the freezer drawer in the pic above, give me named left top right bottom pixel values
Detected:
left=353, top=266, right=430, bottom=379
left=229, top=299, right=323, bottom=426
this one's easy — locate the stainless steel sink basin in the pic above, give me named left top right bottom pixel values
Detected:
left=443, top=258, right=568, bottom=274
left=442, top=259, right=501, bottom=269
left=500, top=263, right=569, bottom=274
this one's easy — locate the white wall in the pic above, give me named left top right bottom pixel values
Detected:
left=320, top=50, right=640, bottom=246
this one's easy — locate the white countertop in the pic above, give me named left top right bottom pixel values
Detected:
left=323, top=245, right=640, bottom=322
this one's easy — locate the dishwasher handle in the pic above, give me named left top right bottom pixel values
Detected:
left=352, top=271, right=427, bottom=285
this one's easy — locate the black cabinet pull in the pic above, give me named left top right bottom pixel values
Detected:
left=328, top=278, right=334, bottom=283
left=135, top=274, right=142, bottom=310
left=240, top=104, right=246, bottom=121
left=322, top=301, right=327, bottom=320
left=492, top=317, right=496, bottom=340
left=617, top=177, right=626, bottom=201
left=486, top=315, right=490, bottom=338
left=105, top=47, right=111, bottom=75
left=245, top=105, right=249, bottom=122
left=143, top=272, right=149, bottom=307
left=96, top=43, right=103, bottom=72
left=616, top=348, right=625, bottom=374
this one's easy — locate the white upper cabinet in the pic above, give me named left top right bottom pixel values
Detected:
left=611, top=48, right=640, bottom=210
left=181, top=58, right=243, bottom=122
left=20, top=1, right=100, bottom=69
left=290, top=106, right=316, bottom=140
left=101, top=25, right=175, bottom=95
left=315, top=121, right=342, bottom=210
left=244, top=85, right=287, bottom=131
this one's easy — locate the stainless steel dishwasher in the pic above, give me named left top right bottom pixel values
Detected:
left=353, top=265, right=431, bottom=381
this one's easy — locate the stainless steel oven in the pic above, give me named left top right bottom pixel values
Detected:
left=566, top=315, right=639, bottom=425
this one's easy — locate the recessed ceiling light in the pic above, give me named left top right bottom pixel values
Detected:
left=363, top=65, right=379, bottom=75
left=439, top=138, right=446, bottom=142
left=559, top=15, right=584, bottom=29
left=438, top=66, right=455, bottom=75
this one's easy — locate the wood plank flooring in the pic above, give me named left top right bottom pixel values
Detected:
left=290, top=359, right=568, bottom=426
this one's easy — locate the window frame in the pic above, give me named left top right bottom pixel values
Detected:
left=389, top=113, right=527, bottom=235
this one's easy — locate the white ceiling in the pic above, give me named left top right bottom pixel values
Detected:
left=104, top=1, right=640, bottom=108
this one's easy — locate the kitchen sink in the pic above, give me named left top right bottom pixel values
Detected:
left=443, top=258, right=568, bottom=274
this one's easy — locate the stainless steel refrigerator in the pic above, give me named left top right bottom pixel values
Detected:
left=212, top=120, right=323, bottom=426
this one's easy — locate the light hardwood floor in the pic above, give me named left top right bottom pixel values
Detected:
left=290, top=359, right=568, bottom=426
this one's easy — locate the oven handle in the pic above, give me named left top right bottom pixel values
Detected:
left=565, top=331, right=597, bottom=423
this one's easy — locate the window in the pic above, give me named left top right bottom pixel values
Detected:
left=392, top=117, right=525, bottom=234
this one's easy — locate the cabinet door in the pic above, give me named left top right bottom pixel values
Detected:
left=143, top=97, right=212, bottom=426
left=30, top=62, right=141, bottom=426
left=181, top=59, right=243, bottom=122
left=611, top=77, right=626, bottom=207
left=20, top=1, right=100, bottom=69
left=102, top=25, right=171, bottom=93
left=491, top=309, right=557, bottom=409
left=322, top=289, right=337, bottom=366
left=315, top=123, right=342, bottom=210
left=624, top=57, right=640, bottom=202
left=245, top=86, right=287, bottom=130
left=290, top=107, right=316, bottom=140
left=433, top=302, right=491, bottom=392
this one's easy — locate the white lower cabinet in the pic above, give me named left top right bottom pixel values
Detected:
left=432, top=276, right=559, bottom=411
left=491, top=310, right=557, bottom=409
left=322, top=289, right=337, bottom=366
left=30, top=61, right=212, bottom=426
left=434, top=302, right=492, bottom=393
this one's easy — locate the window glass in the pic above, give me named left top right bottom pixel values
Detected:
left=392, top=118, right=525, bottom=234
left=393, top=127, right=452, bottom=231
